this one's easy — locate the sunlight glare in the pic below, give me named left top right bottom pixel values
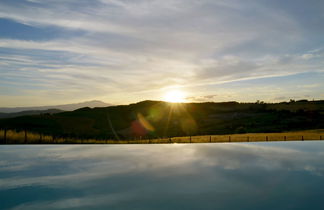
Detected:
left=163, top=90, right=186, bottom=103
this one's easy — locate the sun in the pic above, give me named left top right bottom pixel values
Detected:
left=163, top=90, right=186, bottom=103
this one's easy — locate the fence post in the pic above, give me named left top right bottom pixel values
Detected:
left=190, top=136, right=191, bottom=143
left=229, top=136, right=231, bottom=142
left=320, top=136, right=322, bottom=140
left=301, top=136, right=304, bottom=141
left=39, top=133, right=42, bottom=143
left=210, top=136, right=212, bottom=143
left=169, top=137, right=172, bottom=143
left=4, top=128, right=7, bottom=144
left=24, top=129, right=27, bottom=144
left=284, top=136, right=286, bottom=141
left=247, top=136, right=249, bottom=142
left=266, top=136, right=268, bottom=141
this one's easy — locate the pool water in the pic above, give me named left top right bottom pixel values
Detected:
left=1, top=141, right=324, bottom=210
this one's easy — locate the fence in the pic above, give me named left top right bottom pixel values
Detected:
left=0, top=129, right=323, bottom=144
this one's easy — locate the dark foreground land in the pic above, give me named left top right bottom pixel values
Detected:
left=0, top=100, right=323, bottom=143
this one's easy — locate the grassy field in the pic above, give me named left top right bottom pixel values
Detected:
left=0, top=129, right=323, bottom=144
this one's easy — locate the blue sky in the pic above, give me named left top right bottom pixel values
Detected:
left=0, top=0, right=323, bottom=106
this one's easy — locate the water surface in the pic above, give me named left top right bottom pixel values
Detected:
left=1, top=141, right=324, bottom=210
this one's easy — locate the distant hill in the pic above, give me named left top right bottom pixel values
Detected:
left=0, top=100, right=111, bottom=113
left=0, top=100, right=323, bottom=139
left=0, top=109, right=63, bottom=119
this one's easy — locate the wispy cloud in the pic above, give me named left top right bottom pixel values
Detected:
left=0, top=0, right=323, bottom=105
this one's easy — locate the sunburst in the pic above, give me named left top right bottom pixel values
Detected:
left=163, top=90, right=186, bottom=103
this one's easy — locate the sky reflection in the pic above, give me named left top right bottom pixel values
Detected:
left=1, top=142, right=324, bottom=210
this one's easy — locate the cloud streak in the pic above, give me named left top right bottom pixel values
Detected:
left=0, top=0, right=323, bottom=105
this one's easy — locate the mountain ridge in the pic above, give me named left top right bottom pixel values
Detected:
left=0, top=100, right=111, bottom=113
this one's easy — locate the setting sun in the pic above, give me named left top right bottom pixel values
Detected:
left=163, top=90, right=186, bottom=103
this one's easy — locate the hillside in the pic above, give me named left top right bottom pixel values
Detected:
left=0, top=109, right=63, bottom=119
left=0, top=100, right=323, bottom=139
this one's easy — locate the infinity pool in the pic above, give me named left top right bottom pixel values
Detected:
left=1, top=141, right=324, bottom=210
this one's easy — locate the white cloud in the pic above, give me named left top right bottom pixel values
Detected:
left=0, top=0, right=323, bottom=105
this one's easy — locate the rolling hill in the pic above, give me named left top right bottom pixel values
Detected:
left=0, top=100, right=323, bottom=140
left=0, top=109, right=63, bottom=119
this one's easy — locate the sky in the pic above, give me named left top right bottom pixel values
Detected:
left=0, top=0, right=323, bottom=107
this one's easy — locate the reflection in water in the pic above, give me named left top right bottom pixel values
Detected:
left=1, top=142, right=324, bottom=210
